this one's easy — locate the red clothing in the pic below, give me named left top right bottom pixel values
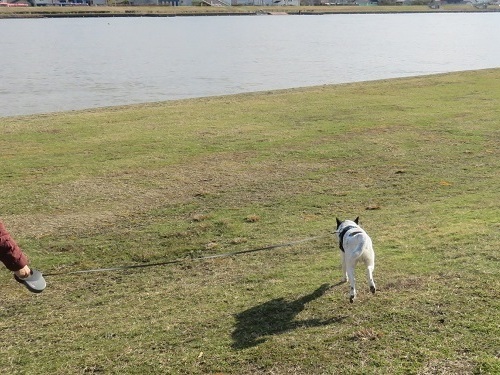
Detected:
left=0, top=221, right=28, bottom=272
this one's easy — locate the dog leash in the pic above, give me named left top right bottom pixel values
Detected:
left=43, top=235, right=329, bottom=277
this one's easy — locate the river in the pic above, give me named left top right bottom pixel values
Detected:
left=1, top=12, right=499, bottom=117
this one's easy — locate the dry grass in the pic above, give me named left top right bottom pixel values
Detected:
left=0, top=70, right=499, bottom=374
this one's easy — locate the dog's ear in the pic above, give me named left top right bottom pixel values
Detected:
left=336, top=218, right=342, bottom=228
left=354, top=216, right=359, bottom=224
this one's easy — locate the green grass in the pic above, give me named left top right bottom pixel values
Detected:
left=1, top=69, right=499, bottom=374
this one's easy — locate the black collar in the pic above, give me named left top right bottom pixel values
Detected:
left=338, top=225, right=357, bottom=252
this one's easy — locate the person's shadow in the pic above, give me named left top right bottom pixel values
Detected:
left=231, top=283, right=346, bottom=349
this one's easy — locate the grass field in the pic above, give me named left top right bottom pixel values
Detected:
left=0, top=70, right=499, bottom=374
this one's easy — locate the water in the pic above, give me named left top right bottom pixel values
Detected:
left=1, top=13, right=499, bottom=117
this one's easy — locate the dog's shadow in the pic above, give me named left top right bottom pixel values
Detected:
left=231, top=283, right=346, bottom=349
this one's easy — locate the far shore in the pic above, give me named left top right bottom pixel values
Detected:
left=1, top=4, right=499, bottom=19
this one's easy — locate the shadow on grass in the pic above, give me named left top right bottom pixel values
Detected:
left=232, top=283, right=346, bottom=349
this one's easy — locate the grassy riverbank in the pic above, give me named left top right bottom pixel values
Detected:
left=1, top=69, right=499, bottom=374
left=1, top=4, right=498, bottom=18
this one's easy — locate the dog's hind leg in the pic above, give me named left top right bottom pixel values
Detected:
left=346, top=266, right=356, bottom=303
left=341, top=252, right=348, bottom=283
left=366, top=264, right=376, bottom=294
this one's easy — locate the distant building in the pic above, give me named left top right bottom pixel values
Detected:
left=28, top=0, right=106, bottom=5
left=133, top=0, right=299, bottom=4
left=133, top=0, right=193, bottom=4
left=232, top=0, right=299, bottom=4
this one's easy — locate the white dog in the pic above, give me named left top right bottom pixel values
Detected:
left=335, top=217, right=376, bottom=303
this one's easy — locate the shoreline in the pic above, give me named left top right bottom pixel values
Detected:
left=1, top=5, right=499, bottom=19
left=3, top=69, right=499, bottom=119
